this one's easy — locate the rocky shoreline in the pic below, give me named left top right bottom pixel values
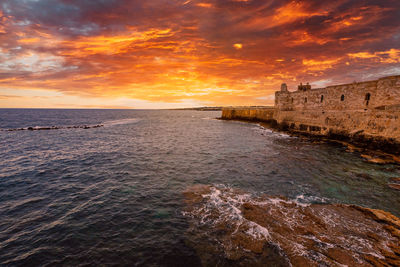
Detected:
left=221, top=82, right=400, bottom=158
left=266, top=120, right=400, bottom=164
left=268, top=120, right=400, bottom=157
left=183, top=185, right=400, bottom=266
left=219, top=116, right=400, bottom=165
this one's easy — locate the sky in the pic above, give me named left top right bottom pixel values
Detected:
left=0, top=0, right=399, bottom=109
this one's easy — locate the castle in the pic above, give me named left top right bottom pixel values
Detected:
left=222, top=75, right=400, bottom=154
left=275, top=75, right=400, bottom=112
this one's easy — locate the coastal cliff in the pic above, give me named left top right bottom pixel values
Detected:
left=221, top=75, right=400, bottom=155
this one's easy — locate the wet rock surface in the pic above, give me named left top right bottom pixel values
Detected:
left=388, top=177, right=400, bottom=190
left=183, top=185, right=400, bottom=267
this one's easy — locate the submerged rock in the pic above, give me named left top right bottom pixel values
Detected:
left=183, top=185, right=400, bottom=266
left=388, top=177, right=400, bottom=190
left=2, top=124, right=104, bottom=132
left=391, top=177, right=400, bottom=183
left=388, top=183, right=400, bottom=190
left=361, top=154, right=396, bottom=164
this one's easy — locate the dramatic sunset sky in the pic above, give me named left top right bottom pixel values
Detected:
left=0, top=0, right=399, bottom=108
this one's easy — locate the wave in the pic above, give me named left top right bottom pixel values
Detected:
left=102, top=118, right=140, bottom=127
left=294, top=193, right=329, bottom=204
left=253, top=125, right=293, bottom=139
left=183, top=185, right=400, bottom=266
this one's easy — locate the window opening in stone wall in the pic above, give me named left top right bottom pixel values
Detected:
left=321, top=95, right=324, bottom=103
left=291, top=98, right=294, bottom=103
left=341, top=95, right=345, bottom=101
left=365, top=93, right=371, bottom=106
left=304, top=97, right=307, bottom=103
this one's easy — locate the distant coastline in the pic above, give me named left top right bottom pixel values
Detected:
left=171, top=106, right=273, bottom=111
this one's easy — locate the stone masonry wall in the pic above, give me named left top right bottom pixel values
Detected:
left=221, top=75, right=400, bottom=154
left=221, top=107, right=275, bottom=122
left=274, top=75, right=400, bottom=153
left=275, top=75, right=400, bottom=112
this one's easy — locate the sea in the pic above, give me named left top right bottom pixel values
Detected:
left=0, top=109, right=399, bottom=266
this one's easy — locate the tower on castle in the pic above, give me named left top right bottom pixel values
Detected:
left=297, top=82, right=311, bottom=91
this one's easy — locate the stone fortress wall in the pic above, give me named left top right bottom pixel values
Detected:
left=221, top=107, right=275, bottom=122
left=275, top=76, right=400, bottom=111
left=273, top=75, right=400, bottom=153
left=221, top=75, right=400, bottom=154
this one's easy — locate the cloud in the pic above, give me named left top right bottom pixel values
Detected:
left=348, top=49, right=400, bottom=63
left=0, top=0, right=399, bottom=107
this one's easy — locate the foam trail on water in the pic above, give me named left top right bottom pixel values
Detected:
left=102, top=118, right=140, bottom=127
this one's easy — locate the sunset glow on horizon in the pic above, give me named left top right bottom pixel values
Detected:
left=0, top=0, right=399, bottom=109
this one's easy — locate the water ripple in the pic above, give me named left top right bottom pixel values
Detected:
left=0, top=109, right=399, bottom=265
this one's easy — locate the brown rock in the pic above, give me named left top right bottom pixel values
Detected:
left=388, top=183, right=400, bottom=190
left=183, top=185, right=400, bottom=267
left=391, top=177, right=400, bottom=183
left=361, top=154, right=393, bottom=164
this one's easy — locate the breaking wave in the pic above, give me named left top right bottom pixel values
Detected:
left=253, top=124, right=293, bottom=139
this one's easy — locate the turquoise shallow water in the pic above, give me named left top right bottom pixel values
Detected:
left=0, top=109, right=399, bottom=266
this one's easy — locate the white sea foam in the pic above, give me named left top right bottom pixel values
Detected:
left=103, top=118, right=140, bottom=127
left=184, top=185, right=397, bottom=265
left=245, top=221, right=271, bottom=240
left=253, top=125, right=293, bottom=139
left=294, top=194, right=328, bottom=204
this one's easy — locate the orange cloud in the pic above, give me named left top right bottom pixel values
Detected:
left=59, top=28, right=174, bottom=56
left=302, top=58, right=342, bottom=71
left=273, top=1, right=327, bottom=23
left=196, top=3, right=213, bottom=8
left=0, top=0, right=399, bottom=108
left=233, top=43, right=243, bottom=49
left=286, top=31, right=330, bottom=46
left=348, top=49, right=400, bottom=64
left=18, top=37, right=40, bottom=44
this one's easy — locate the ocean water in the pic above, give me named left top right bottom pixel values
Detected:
left=0, top=109, right=399, bottom=266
